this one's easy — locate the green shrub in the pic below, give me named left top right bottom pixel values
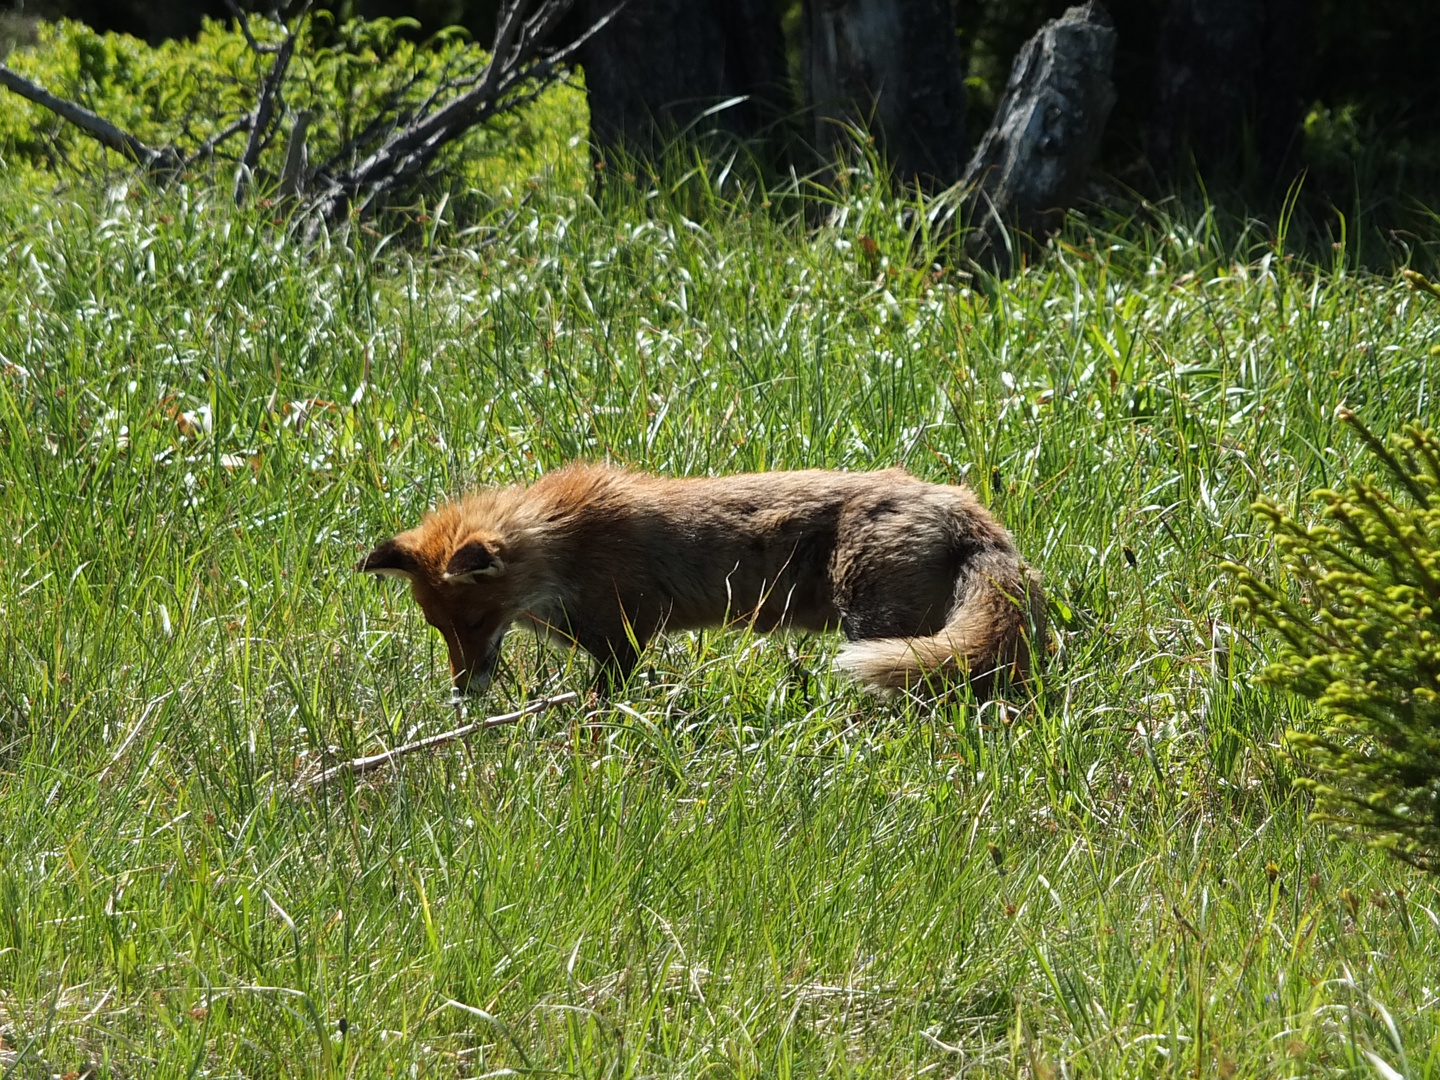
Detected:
left=0, top=18, right=256, bottom=171
left=0, top=15, right=588, bottom=199
left=1230, top=409, right=1440, bottom=870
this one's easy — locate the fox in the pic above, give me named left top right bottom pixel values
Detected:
left=357, top=462, right=1046, bottom=698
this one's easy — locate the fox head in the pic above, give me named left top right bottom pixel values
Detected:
left=356, top=521, right=516, bottom=696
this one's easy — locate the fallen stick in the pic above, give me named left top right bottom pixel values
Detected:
left=312, top=691, right=579, bottom=786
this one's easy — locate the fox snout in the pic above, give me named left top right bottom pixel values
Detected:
left=449, top=638, right=501, bottom=696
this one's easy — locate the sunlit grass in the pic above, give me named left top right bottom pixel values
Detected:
left=1, top=159, right=1439, bottom=1078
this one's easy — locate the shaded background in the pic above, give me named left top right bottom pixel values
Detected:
left=5, top=0, right=1438, bottom=236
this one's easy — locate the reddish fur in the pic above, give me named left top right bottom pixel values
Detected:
left=357, top=463, right=1046, bottom=697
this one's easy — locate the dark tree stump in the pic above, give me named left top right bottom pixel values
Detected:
left=802, top=0, right=967, bottom=188
left=961, top=1, right=1117, bottom=275
left=1146, top=0, right=1309, bottom=178
left=571, top=0, right=788, bottom=172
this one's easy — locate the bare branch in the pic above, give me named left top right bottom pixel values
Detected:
left=222, top=0, right=281, bottom=55
left=327, top=52, right=485, bottom=169
left=2, top=0, right=621, bottom=233
left=0, top=61, right=181, bottom=172
left=307, top=0, right=623, bottom=224
left=308, top=692, right=579, bottom=785
left=182, top=114, right=255, bottom=170
left=517, top=0, right=582, bottom=60
left=404, top=51, right=489, bottom=130
left=475, top=0, right=530, bottom=100
left=235, top=9, right=303, bottom=204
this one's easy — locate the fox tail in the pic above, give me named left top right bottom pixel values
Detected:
left=834, top=549, right=1046, bottom=694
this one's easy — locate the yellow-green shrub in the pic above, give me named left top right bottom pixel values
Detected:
left=0, top=15, right=588, bottom=199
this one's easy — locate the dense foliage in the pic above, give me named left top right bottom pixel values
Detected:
left=0, top=16, right=589, bottom=199
left=1233, top=408, right=1440, bottom=871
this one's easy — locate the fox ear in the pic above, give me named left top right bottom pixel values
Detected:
left=356, top=538, right=417, bottom=582
left=444, top=539, right=505, bottom=583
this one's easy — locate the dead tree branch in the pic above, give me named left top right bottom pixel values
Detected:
left=221, top=0, right=281, bottom=55
left=310, top=691, right=579, bottom=785
left=235, top=20, right=300, bottom=204
left=307, top=0, right=623, bottom=224
left=0, top=61, right=182, bottom=173
left=0, top=0, right=618, bottom=229
left=183, top=114, right=254, bottom=171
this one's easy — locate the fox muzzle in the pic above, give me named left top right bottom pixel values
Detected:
left=451, top=642, right=501, bottom=696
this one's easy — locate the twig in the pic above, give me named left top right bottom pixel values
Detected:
left=222, top=0, right=281, bottom=55
left=235, top=8, right=303, bottom=204
left=311, top=691, right=579, bottom=785
left=183, top=113, right=255, bottom=170
left=308, top=0, right=623, bottom=223
left=323, top=61, right=443, bottom=166
left=0, top=61, right=181, bottom=172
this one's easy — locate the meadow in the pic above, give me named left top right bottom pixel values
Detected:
left=2, top=113, right=1440, bottom=1076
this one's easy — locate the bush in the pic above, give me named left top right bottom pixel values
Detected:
left=1230, top=406, right=1440, bottom=870
left=0, top=15, right=588, bottom=199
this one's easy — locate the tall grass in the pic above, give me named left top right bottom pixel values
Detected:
left=1, top=159, right=1438, bottom=1078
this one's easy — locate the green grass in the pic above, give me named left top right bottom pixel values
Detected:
left=2, top=155, right=1440, bottom=1079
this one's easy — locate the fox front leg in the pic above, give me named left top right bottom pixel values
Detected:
left=566, top=637, right=638, bottom=746
left=587, top=639, right=640, bottom=700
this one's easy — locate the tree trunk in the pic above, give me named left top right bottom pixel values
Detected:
left=802, top=0, right=967, bottom=188
left=1147, top=0, right=1310, bottom=178
left=961, top=2, right=1117, bottom=275
left=571, top=0, right=788, bottom=172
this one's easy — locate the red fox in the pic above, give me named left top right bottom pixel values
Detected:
left=357, top=463, right=1045, bottom=697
